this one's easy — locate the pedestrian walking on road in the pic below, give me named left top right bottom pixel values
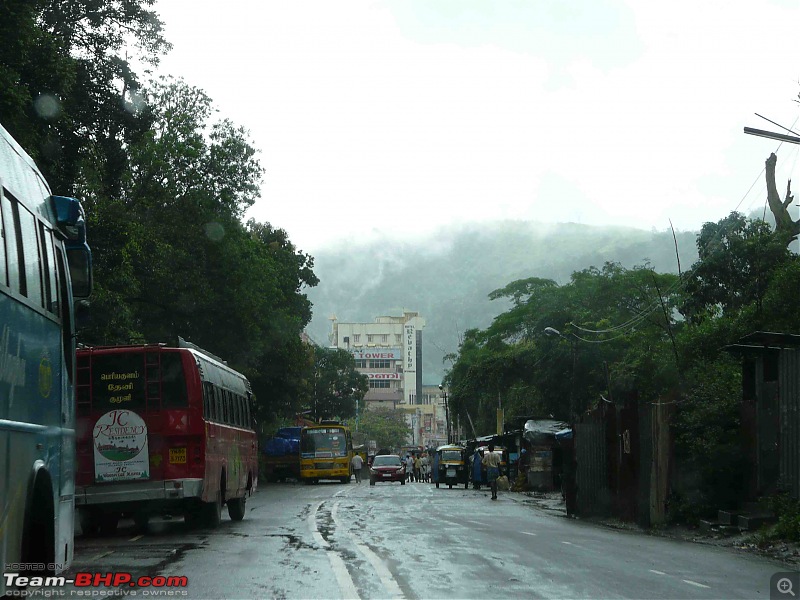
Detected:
left=351, top=453, right=364, bottom=483
left=405, top=454, right=414, bottom=482
left=413, top=454, right=421, bottom=482
left=482, top=443, right=501, bottom=500
left=514, top=448, right=530, bottom=492
left=471, top=449, right=483, bottom=490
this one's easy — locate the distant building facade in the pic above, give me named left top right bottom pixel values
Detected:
left=331, top=311, right=427, bottom=443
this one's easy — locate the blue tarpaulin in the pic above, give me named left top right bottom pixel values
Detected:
left=555, top=428, right=573, bottom=440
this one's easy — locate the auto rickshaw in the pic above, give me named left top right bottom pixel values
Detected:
left=435, top=444, right=468, bottom=489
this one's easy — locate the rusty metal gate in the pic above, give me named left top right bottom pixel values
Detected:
left=780, top=349, right=800, bottom=499
left=575, top=420, right=608, bottom=516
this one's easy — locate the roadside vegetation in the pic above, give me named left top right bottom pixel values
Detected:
left=444, top=210, right=800, bottom=525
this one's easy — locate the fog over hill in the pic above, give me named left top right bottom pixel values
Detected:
left=305, top=220, right=700, bottom=384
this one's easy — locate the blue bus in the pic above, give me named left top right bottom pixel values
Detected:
left=0, top=123, right=92, bottom=592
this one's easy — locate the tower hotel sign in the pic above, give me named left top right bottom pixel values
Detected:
left=349, top=348, right=402, bottom=360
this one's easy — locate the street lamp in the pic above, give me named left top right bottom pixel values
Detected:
left=438, top=384, right=451, bottom=444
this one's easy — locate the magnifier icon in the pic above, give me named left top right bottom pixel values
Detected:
left=777, top=578, right=796, bottom=596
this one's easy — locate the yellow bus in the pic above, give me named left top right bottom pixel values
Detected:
left=299, top=422, right=353, bottom=484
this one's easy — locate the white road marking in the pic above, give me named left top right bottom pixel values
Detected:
left=309, top=501, right=361, bottom=600
left=520, top=532, right=537, bottom=536
left=128, top=535, right=143, bottom=542
left=333, top=501, right=404, bottom=599
left=649, top=570, right=667, bottom=575
left=90, top=551, right=114, bottom=560
left=683, top=580, right=710, bottom=589
left=561, top=541, right=573, bottom=545
left=465, top=520, right=485, bottom=526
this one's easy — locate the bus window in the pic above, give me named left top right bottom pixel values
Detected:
left=160, top=353, right=188, bottom=408
left=90, top=353, right=146, bottom=412
left=1, top=191, right=21, bottom=294
left=39, top=223, right=58, bottom=314
left=17, top=203, right=42, bottom=306
left=203, top=382, right=212, bottom=419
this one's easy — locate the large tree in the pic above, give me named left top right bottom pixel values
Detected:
left=357, top=408, right=411, bottom=451
left=309, top=347, right=368, bottom=422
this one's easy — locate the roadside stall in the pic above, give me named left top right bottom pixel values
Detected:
left=522, top=419, right=568, bottom=491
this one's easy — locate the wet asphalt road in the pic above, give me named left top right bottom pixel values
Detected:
left=65, top=479, right=787, bottom=599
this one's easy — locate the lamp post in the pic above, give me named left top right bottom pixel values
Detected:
left=544, top=327, right=577, bottom=422
left=438, top=384, right=450, bottom=444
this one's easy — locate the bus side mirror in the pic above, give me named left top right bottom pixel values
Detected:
left=67, top=246, right=92, bottom=298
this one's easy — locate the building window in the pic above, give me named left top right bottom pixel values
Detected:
left=369, top=380, right=390, bottom=389
left=367, top=335, right=374, bottom=343
left=380, top=334, right=388, bottom=343
left=354, top=359, right=367, bottom=369
left=353, top=334, right=360, bottom=343
left=395, top=334, right=402, bottom=344
left=370, top=359, right=390, bottom=369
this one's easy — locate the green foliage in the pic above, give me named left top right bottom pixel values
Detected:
left=310, top=347, right=368, bottom=422
left=2, top=5, right=321, bottom=426
left=681, top=212, right=792, bottom=322
left=669, top=356, right=743, bottom=521
left=357, top=408, right=411, bottom=451
left=763, top=494, right=800, bottom=542
left=447, top=262, right=682, bottom=432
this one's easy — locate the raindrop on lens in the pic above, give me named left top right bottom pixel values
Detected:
left=205, top=222, right=225, bottom=241
left=34, top=94, right=61, bottom=120
left=123, top=90, right=146, bottom=114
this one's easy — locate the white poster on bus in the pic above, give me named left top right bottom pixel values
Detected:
left=93, top=409, right=150, bottom=482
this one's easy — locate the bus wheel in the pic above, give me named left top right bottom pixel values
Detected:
left=227, top=496, right=246, bottom=521
left=340, top=477, right=350, bottom=484
left=436, top=483, right=439, bottom=488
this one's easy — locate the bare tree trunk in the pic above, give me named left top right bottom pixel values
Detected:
left=765, top=152, right=800, bottom=242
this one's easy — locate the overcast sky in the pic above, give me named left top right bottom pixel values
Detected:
left=153, top=0, right=800, bottom=254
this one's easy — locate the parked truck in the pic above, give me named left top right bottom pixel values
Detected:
left=262, top=427, right=301, bottom=482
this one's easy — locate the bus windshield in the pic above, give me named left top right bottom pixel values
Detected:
left=301, top=428, right=349, bottom=458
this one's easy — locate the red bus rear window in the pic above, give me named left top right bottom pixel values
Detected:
left=88, top=351, right=188, bottom=412
left=91, top=353, right=146, bottom=411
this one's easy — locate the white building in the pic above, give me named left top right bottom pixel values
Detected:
left=331, top=311, right=427, bottom=442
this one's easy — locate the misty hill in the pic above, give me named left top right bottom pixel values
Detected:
left=304, top=220, right=700, bottom=384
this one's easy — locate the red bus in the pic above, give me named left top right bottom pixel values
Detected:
left=74, top=340, right=258, bottom=533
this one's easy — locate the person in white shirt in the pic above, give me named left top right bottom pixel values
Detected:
left=481, top=443, right=502, bottom=500
left=351, top=453, right=364, bottom=483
